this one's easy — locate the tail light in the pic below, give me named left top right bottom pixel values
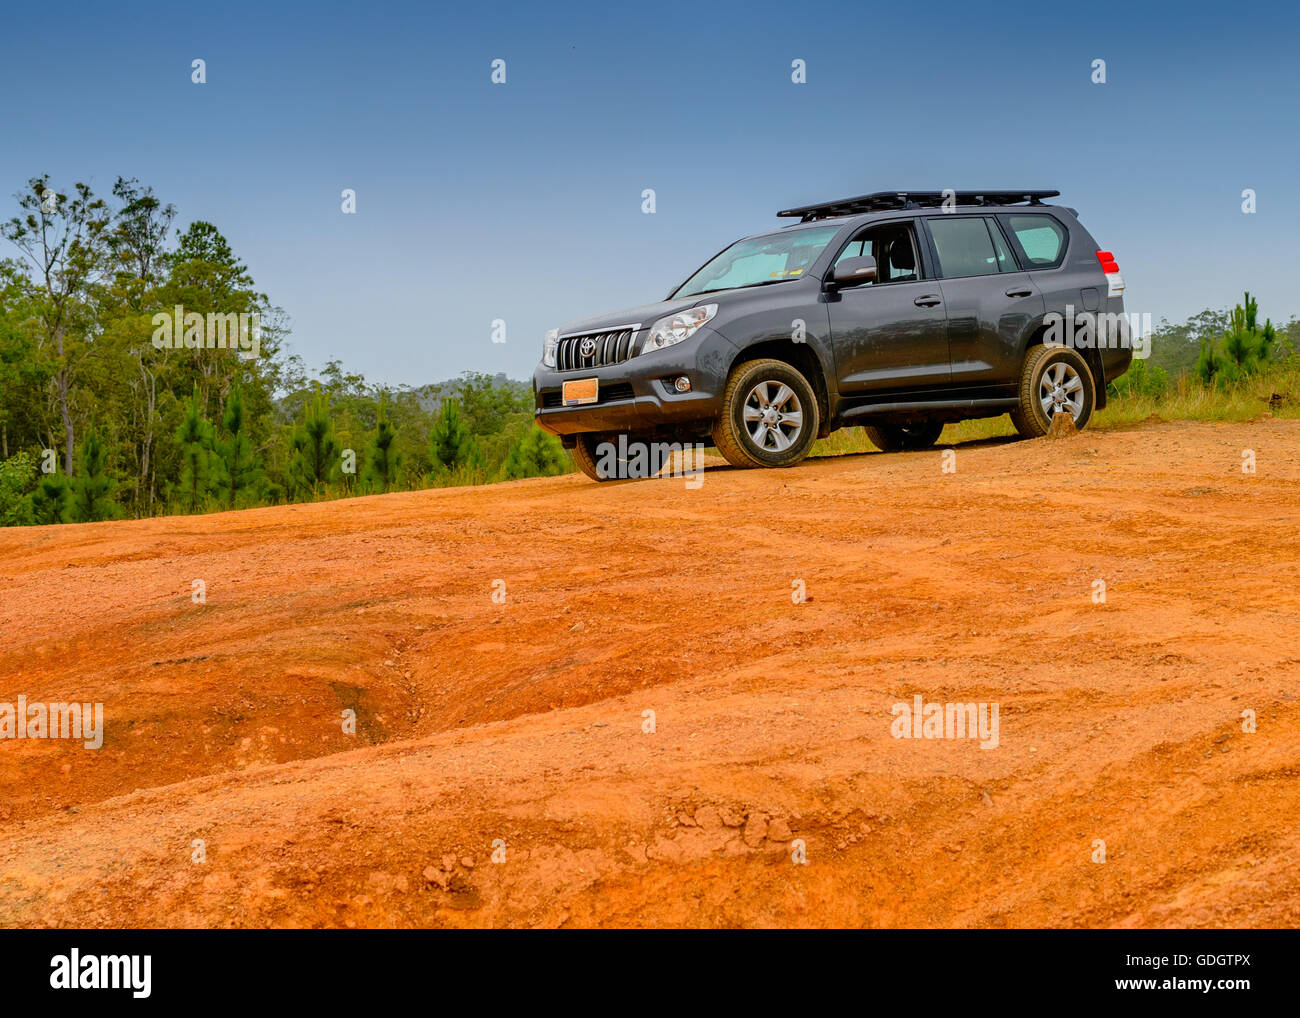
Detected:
left=1096, top=250, right=1125, bottom=297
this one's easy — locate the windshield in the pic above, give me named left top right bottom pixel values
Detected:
left=672, top=226, right=840, bottom=298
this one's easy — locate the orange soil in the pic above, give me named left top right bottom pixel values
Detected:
left=0, top=419, right=1297, bottom=928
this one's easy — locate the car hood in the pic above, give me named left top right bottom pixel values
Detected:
left=557, top=296, right=707, bottom=337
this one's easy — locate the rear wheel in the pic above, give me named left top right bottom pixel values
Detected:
left=1010, top=344, right=1096, bottom=438
left=712, top=359, right=820, bottom=469
left=863, top=420, right=945, bottom=452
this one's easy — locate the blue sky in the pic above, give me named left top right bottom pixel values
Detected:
left=2, top=0, right=1297, bottom=384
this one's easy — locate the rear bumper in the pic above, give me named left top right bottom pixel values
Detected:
left=532, top=327, right=732, bottom=437
left=1099, top=296, right=1134, bottom=383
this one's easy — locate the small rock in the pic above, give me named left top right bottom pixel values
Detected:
left=1046, top=412, right=1078, bottom=440
left=569, top=621, right=585, bottom=633
left=767, top=818, right=792, bottom=842
left=743, top=813, right=768, bottom=848
left=423, top=866, right=449, bottom=890
left=694, top=805, right=722, bottom=829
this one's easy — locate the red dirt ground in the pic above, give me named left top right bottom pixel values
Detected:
left=0, top=418, right=1297, bottom=928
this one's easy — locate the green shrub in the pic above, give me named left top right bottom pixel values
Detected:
left=0, top=451, right=37, bottom=526
left=502, top=426, right=568, bottom=480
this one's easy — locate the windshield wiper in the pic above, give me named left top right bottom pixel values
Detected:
left=679, top=278, right=798, bottom=299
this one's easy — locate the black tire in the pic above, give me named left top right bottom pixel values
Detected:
left=1010, top=344, right=1096, bottom=438
left=570, top=434, right=608, bottom=481
left=571, top=432, right=661, bottom=482
left=712, top=359, right=820, bottom=469
left=864, top=420, right=945, bottom=452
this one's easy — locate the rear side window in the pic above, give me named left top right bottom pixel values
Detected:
left=1001, top=214, right=1067, bottom=267
left=925, top=217, right=1013, bottom=278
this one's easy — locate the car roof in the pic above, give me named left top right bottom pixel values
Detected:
left=747, top=203, right=1076, bottom=240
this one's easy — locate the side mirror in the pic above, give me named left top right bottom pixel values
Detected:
left=831, top=255, right=877, bottom=287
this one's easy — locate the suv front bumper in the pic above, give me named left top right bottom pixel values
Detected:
left=532, top=327, right=733, bottom=437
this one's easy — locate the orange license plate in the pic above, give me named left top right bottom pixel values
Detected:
left=562, top=378, right=598, bottom=406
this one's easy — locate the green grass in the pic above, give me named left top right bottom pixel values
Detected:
left=808, top=363, right=1299, bottom=459
left=1096, top=364, right=1299, bottom=427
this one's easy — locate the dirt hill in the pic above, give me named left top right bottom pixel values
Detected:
left=1, top=419, right=1297, bottom=927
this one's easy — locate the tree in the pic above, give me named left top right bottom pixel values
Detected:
left=0, top=260, right=51, bottom=460
left=455, top=371, right=531, bottom=435
left=287, top=387, right=339, bottom=498
left=29, top=472, right=71, bottom=524
left=363, top=404, right=401, bottom=493
left=502, top=426, right=568, bottom=480
left=1, top=177, right=110, bottom=473
left=1194, top=334, right=1221, bottom=385
left=68, top=426, right=120, bottom=522
left=214, top=382, right=262, bottom=509
left=1195, top=292, right=1278, bottom=385
left=172, top=221, right=254, bottom=298
left=108, top=176, right=176, bottom=294
left=172, top=385, right=217, bottom=513
left=429, top=398, right=481, bottom=472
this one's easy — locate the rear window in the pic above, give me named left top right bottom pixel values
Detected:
left=1002, top=214, right=1067, bottom=267
left=926, top=217, right=1012, bottom=278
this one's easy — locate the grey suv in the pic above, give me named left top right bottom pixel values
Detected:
left=533, top=190, right=1132, bottom=480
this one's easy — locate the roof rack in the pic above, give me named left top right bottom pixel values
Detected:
left=776, top=190, right=1060, bottom=222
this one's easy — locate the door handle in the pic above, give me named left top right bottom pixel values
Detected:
left=1004, top=287, right=1033, bottom=298
left=913, top=295, right=942, bottom=308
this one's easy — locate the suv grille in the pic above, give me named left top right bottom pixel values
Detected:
left=556, top=326, right=639, bottom=371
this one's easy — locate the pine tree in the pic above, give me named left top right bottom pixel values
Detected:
left=363, top=404, right=401, bottom=494
left=287, top=387, right=340, bottom=498
left=173, top=385, right=217, bottom=513
left=502, top=426, right=568, bottom=480
left=69, top=426, right=120, bottom=522
left=1209, top=293, right=1279, bottom=383
left=214, top=383, right=263, bottom=509
left=30, top=473, right=72, bottom=524
left=429, top=399, right=481, bottom=472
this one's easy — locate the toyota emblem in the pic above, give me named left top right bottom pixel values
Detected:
left=579, top=337, right=597, bottom=357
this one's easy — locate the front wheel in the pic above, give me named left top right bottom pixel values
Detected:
left=571, top=432, right=638, bottom=481
left=1010, top=345, right=1096, bottom=438
left=712, top=359, right=820, bottom=469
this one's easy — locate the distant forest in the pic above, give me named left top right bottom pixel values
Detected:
left=0, top=175, right=570, bottom=526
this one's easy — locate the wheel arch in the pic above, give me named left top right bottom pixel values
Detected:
left=727, top=339, right=833, bottom=438
left=1019, top=317, right=1107, bottom=410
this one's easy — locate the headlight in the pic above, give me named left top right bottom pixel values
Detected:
left=542, top=328, right=559, bottom=367
left=640, top=304, right=717, bottom=355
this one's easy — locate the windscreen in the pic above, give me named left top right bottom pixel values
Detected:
left=672, top=226, right=840, bottom=298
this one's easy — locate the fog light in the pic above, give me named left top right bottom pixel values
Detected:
left=673, top=375, right=691, bottom=393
